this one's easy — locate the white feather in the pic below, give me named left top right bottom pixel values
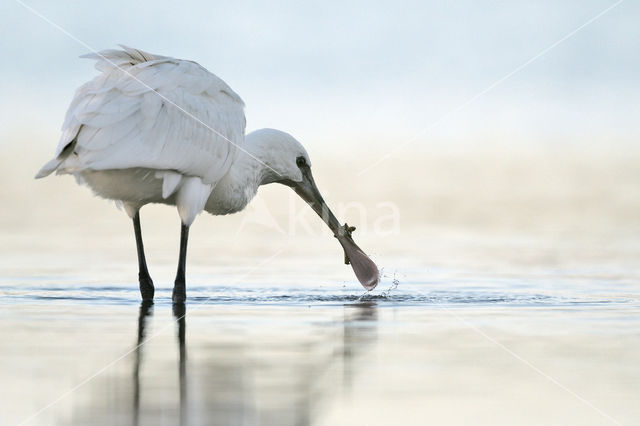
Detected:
left=156, top=170, right=183, bottom=199
left=51, top=46, right=245, bottom=188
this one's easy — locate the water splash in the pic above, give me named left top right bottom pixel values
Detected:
left=380, top=270, right=401, bottom=298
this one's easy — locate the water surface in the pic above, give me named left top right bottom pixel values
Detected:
left=2, top=263, right=639, bottom=426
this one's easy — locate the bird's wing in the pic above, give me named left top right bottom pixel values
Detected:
left=57, top=46, right=245, bottom=186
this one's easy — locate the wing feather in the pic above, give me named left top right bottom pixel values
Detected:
left=56, top=47, right=245, bottom=185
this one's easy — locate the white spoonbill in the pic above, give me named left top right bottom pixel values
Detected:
left=36, top=46, right=379, bottom=303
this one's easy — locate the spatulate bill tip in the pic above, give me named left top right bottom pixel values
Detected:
left=357, top=262, right=379, bottom=291
left=361, top=276, right=379, bottom=291
left=337, top=235, right=380, bottom=291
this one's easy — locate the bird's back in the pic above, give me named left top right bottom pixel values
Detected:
left=43, top=46, right=246, bottom=186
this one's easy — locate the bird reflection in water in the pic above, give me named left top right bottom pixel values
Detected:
left=72, top=301, right=378, bottom=426
left=173, top=303, right=187, bottom=426
left=132, top=301, right=187, bottom=426
left=133, top=300, right=153, bottom=425
left=341, top=301, right=378, bottom=395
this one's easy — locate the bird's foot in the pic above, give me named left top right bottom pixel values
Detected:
left=172, top=301, right=186, bottom=318
left=138, top=273, right=155, bottom=302
left=172, top=281, right=186, bottom=304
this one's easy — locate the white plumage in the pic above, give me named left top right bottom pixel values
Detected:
left=61, top=46, right=244, bottom=182
left=37, top=46, right=379, bottom=301
left=38, top=46, right=246, bottom=225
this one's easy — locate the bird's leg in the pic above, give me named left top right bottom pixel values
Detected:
left=133, top=211, right=155, bottom=301
left=172, top=223, right=190, bottom=304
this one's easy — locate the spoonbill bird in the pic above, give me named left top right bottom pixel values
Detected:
left=36, top=46, right=379, bottom=303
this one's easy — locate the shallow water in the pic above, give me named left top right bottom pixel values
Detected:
left=2, top=262, right=639, bottom=426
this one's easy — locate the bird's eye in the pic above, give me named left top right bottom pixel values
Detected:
left=296, top=156, right=306, bottom=168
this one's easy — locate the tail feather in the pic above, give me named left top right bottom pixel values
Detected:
left=35, top=158, right=62, bottom=179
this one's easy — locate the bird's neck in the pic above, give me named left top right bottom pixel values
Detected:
left=230, top=139, right=280, bottom=187
left=205, top=140, right=277, bottom=214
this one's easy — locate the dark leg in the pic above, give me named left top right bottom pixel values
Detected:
left=133, top=211, right=155, bottom=301
left=172, top=223, right=190, bottom=304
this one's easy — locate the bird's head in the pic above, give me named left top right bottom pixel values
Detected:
left=246, top=128, right=311, bottom=184
left=246, top=128, right=379, bottom=290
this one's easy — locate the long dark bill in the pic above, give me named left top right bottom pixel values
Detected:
left=290, top=165, right=379, bottom=291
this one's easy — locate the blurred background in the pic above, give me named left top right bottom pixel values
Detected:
left=1, top=0, right=639, bottom=277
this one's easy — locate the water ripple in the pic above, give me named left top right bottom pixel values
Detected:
left=0, top=284, right=635, bottom=308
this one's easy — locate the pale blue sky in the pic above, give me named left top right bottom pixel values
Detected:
left=1, top=0, right=639, bottom=152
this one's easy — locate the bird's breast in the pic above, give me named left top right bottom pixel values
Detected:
left=77, top=166, right=259, bottom=217
left=204, top=177, right=258, bottom=215
left=79, top=168, right=168, bottom=205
